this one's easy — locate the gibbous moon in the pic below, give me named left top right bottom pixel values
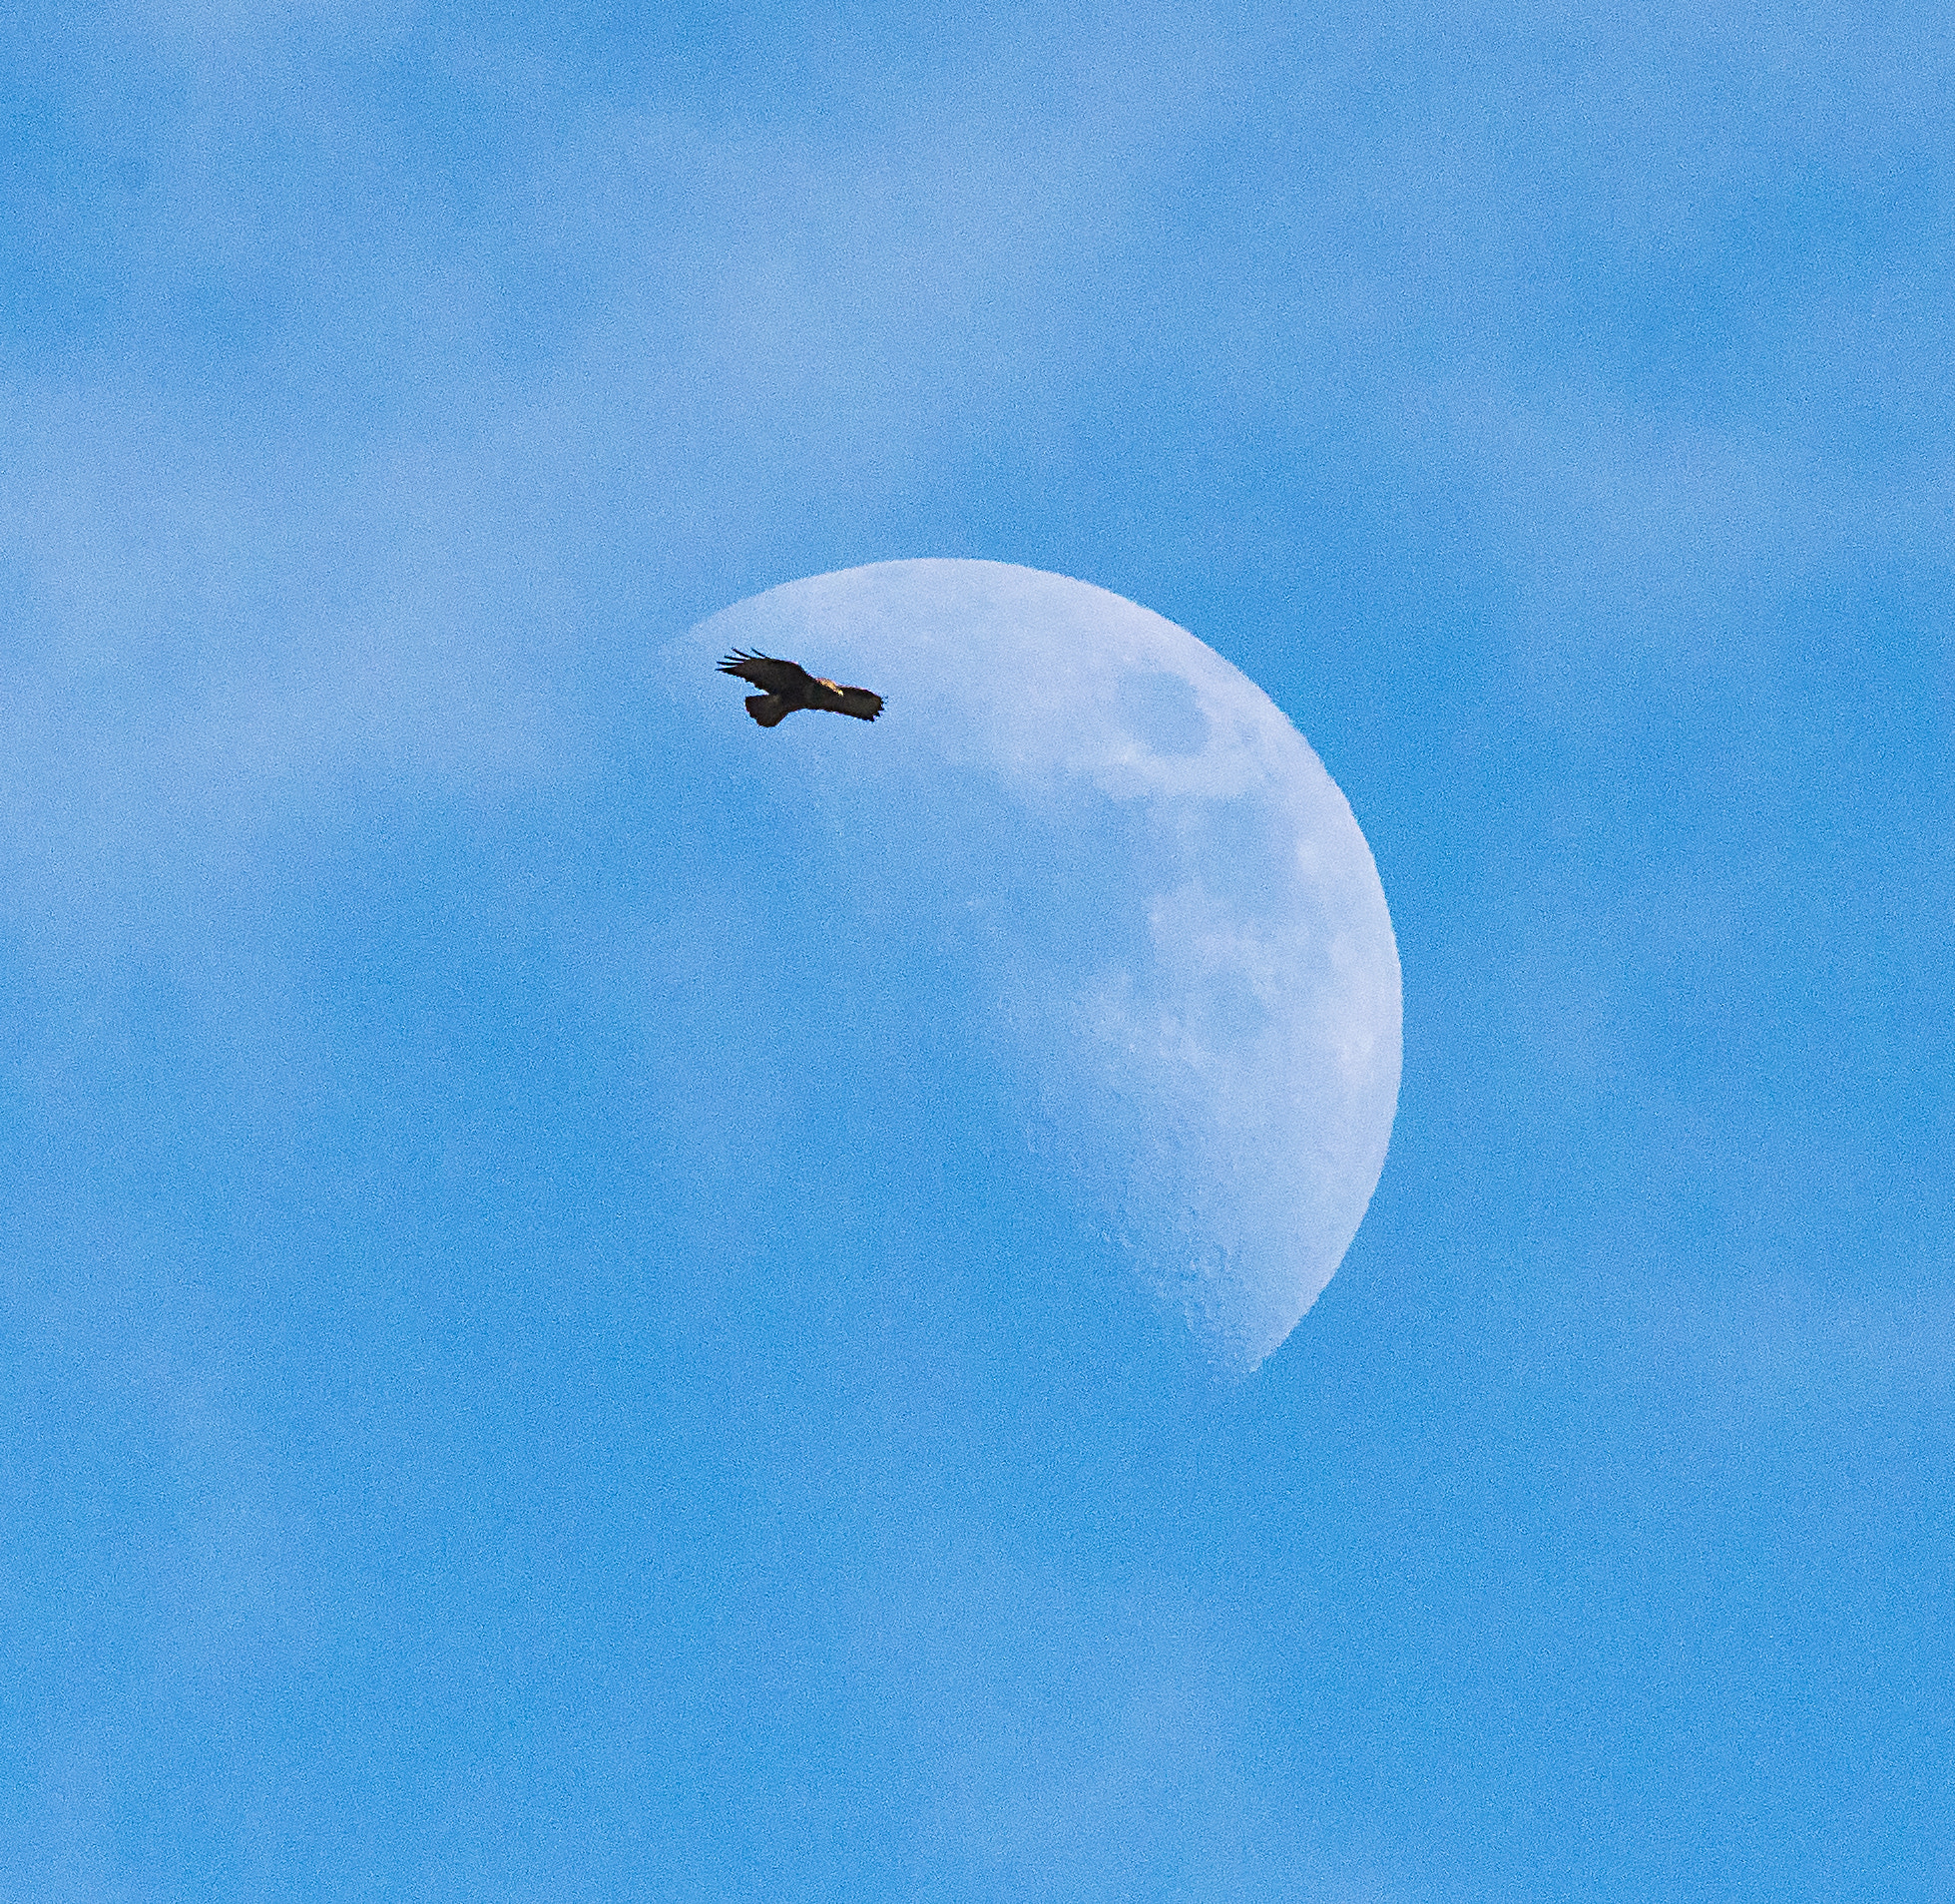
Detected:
left=674, top=561, right=1401, bottom=1373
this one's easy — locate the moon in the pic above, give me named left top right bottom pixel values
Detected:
left=670, top=560, right=1401, bottom=1374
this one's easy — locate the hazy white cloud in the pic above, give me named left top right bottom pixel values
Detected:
left=0, top=376, right=585, bottom=957
left=916, top=1571, right=1390, bottom=1902
left=1428, top=383, right=1821, bottom=705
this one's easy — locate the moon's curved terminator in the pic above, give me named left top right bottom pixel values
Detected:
left=719, top=651, right=885, bottom=726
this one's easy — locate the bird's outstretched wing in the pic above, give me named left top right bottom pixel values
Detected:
left=810, top=676, right=884, bottom=721
left=720, top=651, right=815, bottom=698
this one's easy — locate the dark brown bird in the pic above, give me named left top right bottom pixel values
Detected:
left=719, top=650, right=884, bottom=726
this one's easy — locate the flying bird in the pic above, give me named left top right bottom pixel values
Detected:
left=719, top=650, right=884, bottom=726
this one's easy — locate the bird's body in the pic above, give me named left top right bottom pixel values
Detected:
left=718, top=651, right=884, bottom=725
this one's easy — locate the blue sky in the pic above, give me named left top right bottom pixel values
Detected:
left=3, top=2, right=1951, bottom=1899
